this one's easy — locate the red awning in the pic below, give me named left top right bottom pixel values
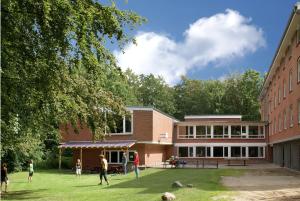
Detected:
left=58, top=140, right=136, bottom=149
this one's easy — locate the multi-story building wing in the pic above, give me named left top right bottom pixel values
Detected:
left=59, top=106, right=176, bottom=169
left=260, top=3, right=300, bottom=171
left=174, top=115, right=267, bottom=163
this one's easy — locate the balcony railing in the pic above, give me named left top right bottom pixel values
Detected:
left=178, top=134, right=264, bottom=139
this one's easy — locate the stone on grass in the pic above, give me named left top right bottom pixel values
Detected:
left=172, top=181, right=183, bottom=188
left=161, top=192, right=176, bottom=201
left=187, top=184, right=193, bottom=188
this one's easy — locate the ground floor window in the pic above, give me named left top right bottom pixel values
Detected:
left=178, top=147, right=189, bottom=157
left=106, top=150, right=135, bottom=164
left=196, top=146, right=206, bottom=157
left=231, top=146, right=241, bottom=157
left=177, top=146, right=265, bottom=158
left=213, top=147, right=223, bottom=157
left=248, top=147, right=264, bottom=158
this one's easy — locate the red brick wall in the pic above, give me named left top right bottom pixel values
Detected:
left=152, top=110, right=173, bottom=143
left=262, top=26, right=300, bottom=144
left=60, top=123, right=93, bottom=142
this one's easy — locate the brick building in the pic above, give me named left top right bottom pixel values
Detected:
left=259, top=3, right=300, bottom=170
left=173, top=115, right=267, bottom=164
left=59, top=107, right=176, bottom=170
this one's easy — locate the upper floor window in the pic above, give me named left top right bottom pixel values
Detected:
left=289, top=105, right=293, bottom=128
left=108, top=114, right=132, bottom=134
left=278, top=114, right=282, bottom=132
left=274, top=118, right=276, bottom=134
left=298, top=58, right=300, bottom=83
left=283, top=80, right=287, bottom=98
left=298, top=100, right=300, bottom=124
left=213, top=125, right=228, bottom=138
left=289, top=70, right=293, bottom=92
left=283, top=110, right=287, bottom=130
left=274, top=93, right=277, bottom=108
left=185, top=126, right=194, bottom=138
left=278, top=86, right=281, bottom=104
left=196, top=125, right=211, bottom=138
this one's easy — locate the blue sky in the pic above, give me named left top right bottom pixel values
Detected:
left=108, top=0, right=296, bottom=84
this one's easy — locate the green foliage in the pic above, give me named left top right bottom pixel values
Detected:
left=2, top=0, right=145, bottom=170
left=124, top=70, right=176, bottom=115
left=174, top=70, right=263, bottom=120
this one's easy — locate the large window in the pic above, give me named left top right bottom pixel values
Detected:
left=213, top=147, right=223, bottom=157
left=196, top=126, right=207, bottom=138
left=178, top=147, right=188, bottom=157
left=289, top=70, right=293, bottom=92
left=231, top=147, right=241, bottom=157
left=298, top=100, right=300, bottom=124
left=284, top=110, right=287, bottom=129
left=278, top=86, right=281, bottom=104
left=185, top=126, right=194, bottom=138
left=106, top=150, right=135, bottom=164
left=298, top=58, right=300, bottom=83
left=213, top=126, right=223, bottom=138
left=108, top=114, right=132, bottom=134
left=248, top=126, right=258, bottom=138
left=178, top=147, right=193, bottom=157
left=290, top=105, right=294, bottom=127
left=283, top=80, right=287, bottom=98
left=196, top=147, right=206, bottom=157
left=231, top=126, right=241, bottom=138
left=249, top=147, right=264, bottom=158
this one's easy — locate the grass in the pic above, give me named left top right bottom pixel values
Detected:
left=1, top=168, right=243, bottom=201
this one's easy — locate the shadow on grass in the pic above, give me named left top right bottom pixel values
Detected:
left=107, top=168, right=231, bottom=194
left=1, top=189, right=47, bottom=200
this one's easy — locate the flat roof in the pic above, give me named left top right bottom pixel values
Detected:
left=184, top=115, right=242, bottom=120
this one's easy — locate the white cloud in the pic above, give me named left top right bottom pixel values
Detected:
left=114, top=9, right=265, bottom=85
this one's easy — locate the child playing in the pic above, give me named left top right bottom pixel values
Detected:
left=76, top=159, right=82, bottom=177
left=1, top=163, right=8, bottom=193
left=28, top=160, right=34, bottom=182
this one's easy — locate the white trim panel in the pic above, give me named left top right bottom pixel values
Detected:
left=174, top=142, right=267, bottom=147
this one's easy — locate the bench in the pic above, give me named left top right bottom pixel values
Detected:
left=225, top=158, right=248, bottom=166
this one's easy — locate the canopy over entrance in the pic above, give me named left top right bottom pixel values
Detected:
left=59, top=140, right=136, bottom=149
left=58, top=140, right=136, bottom=169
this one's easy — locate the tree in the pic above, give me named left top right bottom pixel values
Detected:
left=2, top=0, right=145, bottom=170
left=221, top=70, right=263, bottom=120
left=137, top=74, right=176, bottom=115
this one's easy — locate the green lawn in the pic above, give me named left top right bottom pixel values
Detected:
left=1, top=168, right=243, bottom=201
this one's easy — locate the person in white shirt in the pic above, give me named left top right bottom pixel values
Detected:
left=99, top=155, right=109, bottom=185
left=75, top=159, right=82, bottom=177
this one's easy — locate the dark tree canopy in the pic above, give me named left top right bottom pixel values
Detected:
left=2, top=0, right=145, bottom=170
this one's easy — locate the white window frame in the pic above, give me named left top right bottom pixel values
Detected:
left=278, top=86, right=281, bottom=103
left=298, top=100, right=300, bottom=124
left=290, top=105, right=294, bottom=128
left=109, top=112, right=133, bottom=135
left=107, top=150, right=135, bottom=164
left=284, top=110, right=287, bottom=130
left=283, top=80, right=287, bottom=98
left=298, top=57, right=300, bottom=83
left=289, top=70, right=293, bottom=92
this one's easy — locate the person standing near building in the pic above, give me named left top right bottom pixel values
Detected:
left=75, top=159, right=82, bottom=177
left=28, top=160, right=34, bottom=182
left=133, top=151, right=139, bottom=179
left=122, top=152, right=127, bottom=174
left=99, top=155, right=109, bottom=185
left=1, top=163, right=8, bottom=193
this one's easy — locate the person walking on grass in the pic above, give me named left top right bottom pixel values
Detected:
left=28, top=160, right=34, bottom=182
left=1, top=163, right=8, bottom=193
left=76, top=159, right=82, bottom=177
left=99, top=155, right=109, bottom=185
left=122, top=152, right=127, bottom=175
left=133, top=151, right=139, bottom=179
